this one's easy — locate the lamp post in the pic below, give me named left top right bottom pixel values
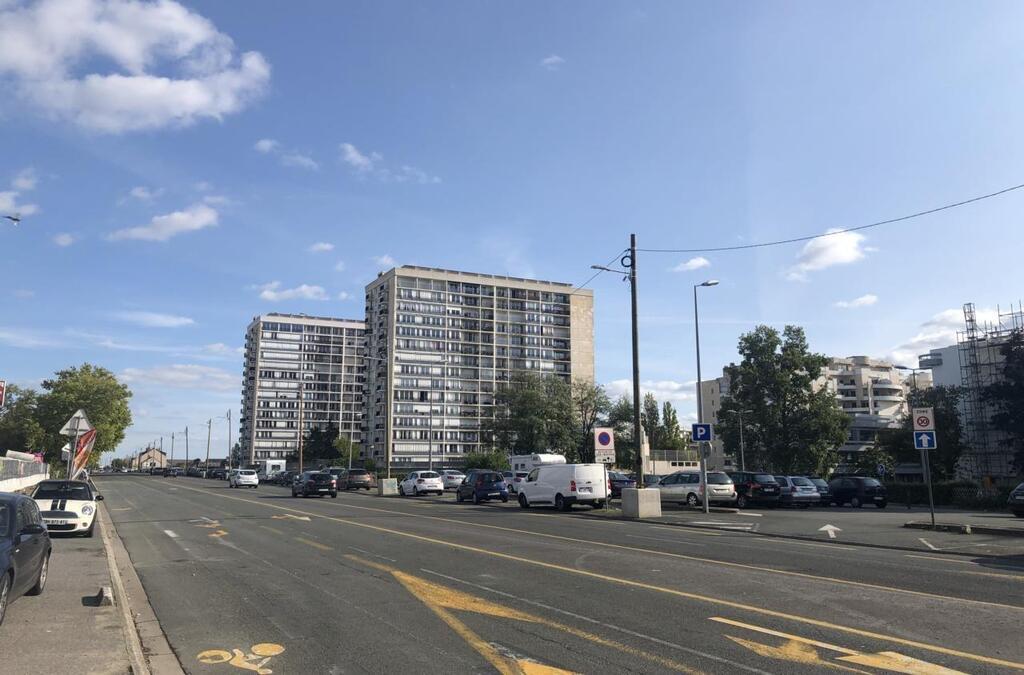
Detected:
left=694, top=279, right=719, bottom=515
left=720, top=408, right=752, bottom=471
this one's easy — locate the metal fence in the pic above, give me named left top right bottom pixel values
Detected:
left=0, top=456, right=49, bottom=482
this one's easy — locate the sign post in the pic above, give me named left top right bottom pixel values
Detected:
left=912, top=407, right=937, bottom=528
left=0, top=379, right=7, bottom=408
left=593, top=427, right=615, bottom=465
left=59, top=409, right=93, bottom=479
left=692, top=423, right=713, bottom=514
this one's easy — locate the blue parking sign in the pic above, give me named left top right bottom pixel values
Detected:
left=692, top=423, right=713, bottom=442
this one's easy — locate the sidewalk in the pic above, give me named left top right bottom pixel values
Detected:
left=0, top=526, right=131, bottom=674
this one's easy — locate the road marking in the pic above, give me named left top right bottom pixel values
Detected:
left=165, top=481, right=1024, bottom=670
left=111, top=507, right=132, bottom=511
left=349, top=555, right=702, bottom=674
left=163, top=529, right=178, bottom=539
left=920, top=538, right=938, bottom=551
left=271, top=514, right=311, bottom=522
left=421, top=568, right=772, bottom=674
left=208, top=529, right=228, bottom=538
left=819, top=524, right=841, bottom=539
left=197, top=642, right=285, bottom=673
left=295, top=536, right=331, bottom=551
left=258, top=525, right=284, bottom=536
left=647, top=524, right=722, bottom=536
left=713, top=617, right=966, bottom=674
left=626, top=534, right=707, bottom=547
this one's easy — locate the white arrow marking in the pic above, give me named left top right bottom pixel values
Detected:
left=818, top=524, right=841, bottom=539
left=917, top=433, right=933, bottom=448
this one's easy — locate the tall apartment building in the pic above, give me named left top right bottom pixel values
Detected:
left=240, top=313, right=366, bottom=469
left=364, top=266, right=595, bottom=471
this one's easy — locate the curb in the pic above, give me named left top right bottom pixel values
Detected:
left=904, top=520, right=1024, bottom=537
left=99, top=504, right=185, bottom=675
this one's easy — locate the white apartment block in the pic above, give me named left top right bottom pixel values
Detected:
left=364, top=266, right=595, bottom=471
left=240, top=313, right=366, bottom=468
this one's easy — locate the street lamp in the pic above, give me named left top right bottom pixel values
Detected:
left=694, top=279, right=719, bottom=515
left=719, top=408, right=753, bottom=471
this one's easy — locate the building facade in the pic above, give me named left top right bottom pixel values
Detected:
left=240, top=313, right=366, bottom=469
left=364, top=266, right=595, bottom=471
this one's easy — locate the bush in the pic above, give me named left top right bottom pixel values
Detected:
left=886, top=480, right=1015, bottom=509
left=463, top=452, right=509, bottom=472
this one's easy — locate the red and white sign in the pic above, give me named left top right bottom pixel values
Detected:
left=71, top=428, right=98, bottom=479
left=594, top=427, right=615, bottom=463
left=912, top=407, right=935, bottom=432
left=0, top=380, right=6, bottom=407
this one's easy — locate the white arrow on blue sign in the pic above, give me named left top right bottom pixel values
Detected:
left=914, top=431, right=937, bottom=450
left=692, top=423, right=713, bottom=442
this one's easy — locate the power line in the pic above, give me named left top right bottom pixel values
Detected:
left=636, top=181, right=1024, bottom=254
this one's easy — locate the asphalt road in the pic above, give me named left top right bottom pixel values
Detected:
left=95, top=475, right=1024, bottom=674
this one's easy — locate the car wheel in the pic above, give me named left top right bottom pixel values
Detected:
left=877, top=501, right=887, bottom=509
left=850, top=497, right=862, bottom=508
left=472, top=492, right=480, bottom=505
left=84, top=521, right=95, bottom=538
left=737, top=495, right=748, bottom=509
left=686, top=493, right=699, bottom=507
left=456, top=491, right=464, bottom=503
left=501, top=495, right=509, bottom=503
left=27, top=554, right=48, bottom=596
left=0, top=572, right=10, bottom=627
left=1014, top=511, right=1024, bottom=518
left=556, top=494, right=570, bottom=512
left=414, top=488, right=421, bottom=497
left=331, top=492, right=337, bottom=498
left=398, top=485, right=405, bottom=496
left=519, top=493, right=530, bottom=509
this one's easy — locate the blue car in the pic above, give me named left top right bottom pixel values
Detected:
left=455, top=470, right=509, bottom=504
left=1, top=492, right=51, bottom=627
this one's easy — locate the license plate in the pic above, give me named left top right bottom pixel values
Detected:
left=46, top=519, right=67, bottom=525
left=578, top=487, right=592, bottom=494
left=318, top=488, right=330, bottom=492
left=487, top=492, right=500, bottom=497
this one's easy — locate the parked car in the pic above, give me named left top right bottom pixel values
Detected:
left=229, top=469, right=259, bottom=489
left=207, top=468, right=226, bottom=480
left=1009, top=482, right=1024, bottom=517
left=828, top=476, right=887, bottom=508
left=291, top=471, right=337, bottom=498
left=775, top=476, right=819, bottom=508
left=517, top=463, right=609, bottom=511
left=0, top=493, right=51, bottom=627
left=149, top=466, right=163, bottom=475
left=399, top=471, right=444, bottom=496
left=163, top=467, right=181, bottom=478
left=639, top=474, right=663, bottom=488
left=31, top=480, right=104, bottom=537
left=727, top=471, right=780, bottom=509
left=337, top=468, right=376, bottom=490
left=456, top=470, right=509, bottom=504
left=607, top=471, right=637, bottom=498
left=652, top=471, right=736, bottom=507
left=274, top=470, right=296, bottom=486
left=440, top=470, right=466, bottom=490
left=807, top=477, right=831, bottom=505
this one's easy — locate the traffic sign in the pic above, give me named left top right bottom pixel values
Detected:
left=914, top=431, right=937, bottom=450
left=692, top=423, right=713, bottom=442
left=912, top=407, right=935, bottom=432
left=876, top=463, right=886, bottom=476
left=60, top=409, right=93, bottom=436
left=594, top=427, right=615, bottom=463
left=0, top=380, right=6, bottom=407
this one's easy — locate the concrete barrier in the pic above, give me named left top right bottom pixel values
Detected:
left=621, top=487, right=662, bottom=519
left=377, top=478, right=399, bottom=496
left=0, top=472, right=49, bottom=494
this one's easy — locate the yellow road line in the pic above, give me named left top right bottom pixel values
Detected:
left=295, top=536, right=332, bottom=551
left=165, top=481, right=1024, bottom=671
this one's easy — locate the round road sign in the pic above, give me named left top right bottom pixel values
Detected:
left=597, top=431, right=612, bottom=446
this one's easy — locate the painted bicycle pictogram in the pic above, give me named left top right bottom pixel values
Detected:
left=197, top=643, right=285, bottom=674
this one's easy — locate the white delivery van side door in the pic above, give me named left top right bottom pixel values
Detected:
left=572, top=464, right=608, bottom=500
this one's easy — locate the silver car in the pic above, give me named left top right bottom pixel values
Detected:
left=653, top=471, right=737, bottom=507
left=776, top=475, right=820, bottom=507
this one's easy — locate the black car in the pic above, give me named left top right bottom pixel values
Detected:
left=0, top=493, right=51, bottom=627
left=291, top=471, right=337, bottom=498
left=1007, top=482, right=1024, bottom=517
left=455, top=470, right=509, bottom=504
left=828, top=476, right=887, bottom=508
left=209, top=468, right=227, bottom=480
left=163, top=467, right=181, bottom=478
left=607, top=471, right=637, bottom=498
left=726, top=471, right=780, bottom=508
left=274, top=470, right=296, bottom=486
left=805, top=477, right=831, bottom=505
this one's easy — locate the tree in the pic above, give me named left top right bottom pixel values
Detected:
left=983, top=329, right=1024, bottom=473
left=660, top=402, right=687, bottom=450
left=110, top=457, right=127, bottom=471
left=481, top=372, right=574, bottom=456
left=0, top=384, right=46, bottom=454
left=462, top=451, right=510, bottom=471
left=34, top=364, right=133, bottom=467
left=570, top=380, right=610, bottom=463
left=854, top=444, right=895, bottom=478
left=333, top=434, right=362, bottom=467
left=876, top=385, right=967, bottom=480
left=641, top=393, right=661, bottom=449
left=607, top=395, right=636, bottom=468
left=298, top=424, right=342, bottom=464
left=715, top=326, right=848, bottom=475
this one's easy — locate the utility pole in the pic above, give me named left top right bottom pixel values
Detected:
left=226, top=409, right=232, bottom=471
left=297, top=380, right=305, bottom=474
left=628, top=234, right=643, bottom=488
left=170, top=433, right=174, bottom=469
left=205, top=418, right=212, bottom=475
left=185, top=426, right=190, bottom=469
left=738, top=410, right=746, bottom=472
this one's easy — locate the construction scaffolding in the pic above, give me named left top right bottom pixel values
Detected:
left=957, top=301, right=1024, bottom=479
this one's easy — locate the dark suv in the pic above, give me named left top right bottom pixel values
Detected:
left=291, top=471, right=338, bottom=498
left=727, top=471, right=780, bottom=508
left=828, top=476, right=887, bottom=508
left=456, top=470, right=509, bottom=504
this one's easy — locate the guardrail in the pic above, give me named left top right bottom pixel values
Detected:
left=0, top=457, right=50, bottom=492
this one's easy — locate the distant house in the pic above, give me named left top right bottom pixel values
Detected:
left=133, top=447, right=167, bottom=470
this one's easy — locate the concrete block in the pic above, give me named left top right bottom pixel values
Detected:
left=621, top=488, right=662, bottom=519
left=377, top=478, right=399, bottom=496
left=95, top=586, right=114, bottom=607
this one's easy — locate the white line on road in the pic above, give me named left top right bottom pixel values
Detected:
left=920, top=538, right=938, bottom=551
left=163, top=529, right=178, bottom=538
left=625, top=534, right=707, bottom=547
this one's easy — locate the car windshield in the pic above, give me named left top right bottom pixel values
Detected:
left=310, top=473, right=332, bottom=480
left=809, top=478, right=828, bottom=488
left=1014, top=483, right=1024, bottom=492
left=0, top=504, right=8, bottom=537
left=348, top=469, right=368, bottom=476
left=791, top=477, right=814, bottom=486
left=753, top=474, right=776, bottom=484
left=707, top=473, right=732, bottom=484
left=239, top=470, right=256, bottom=476
left=34, top=482, right=92, bottom=501
left=420, top=472, right=440, bottom=479
left=609, top=472, right=629, bottom=480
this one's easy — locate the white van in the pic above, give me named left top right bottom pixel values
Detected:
left=517, top=463, right=609, bottom=511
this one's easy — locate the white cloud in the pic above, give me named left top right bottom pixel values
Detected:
left=256, top=281, right=328, bottom=302
left=372, top=254, right=396, bottom=268
left=604, top=378, right=697, bottom=413
left=52, top=232, right=74, bottom=246
left=126, top=186, right=162, bottom=201
left=254, top=138, right=278, bottom=153
left=202, top=342, right=240, bottom=357
left=110, top=310, right=195, bottom=328
left=340, top=142, right=378, bottom=171
left=12, top=289, right=34, bottom=299
left=671, top=256, right=710, bottom=272
left=333, top=260, right=346, bottom=272
left=12, top=168, right=37, bottom=191
left=0, top=326, right=65, bottom=349
left=888, top=306, right=1000, bottom=366
left=280, top=152, right=318, bottom=170
left=540, top=54, right=565, bottom=70
left=340, top=142, right=438, bottom=184
left=337, top=291, right=351, bottom=301
left=479, top=235, right=535, bottom=278
left=119, top=364, right=236, bottom=391
left=0, top=0, right=270, bottom=133
left=109, top=203, right=218, bottom=242
left=787, top=230, right=871, bottom=281
left=834, top=293, right=878, bottom=309
left=202, top=194, right=229, bottom=206
left=308, top=242, right=334, bottom=253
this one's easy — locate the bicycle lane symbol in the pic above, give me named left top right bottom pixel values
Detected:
left=197, top=643, right=285, bottom=674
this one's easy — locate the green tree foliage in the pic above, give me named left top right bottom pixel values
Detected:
left=570, top=379, right=610, bottom=463
left=641, top=393, right=661, bottom=448
left=332, top=434, right=362, bottom=467
left=854, top=444, right=895, bottom=478
left=607, top=395, right=636, bottom=468
left=27, top=364, right=133, bottom=467
left=875, top=385, right=967, bottom=480
left=715, top=326, right=849, bottom=475
left=0, top=384, right=47, bottom=454
left=983, top=329, right=1024, bottom=473
left=482, top=372, right=574, bottom=456
left=110, top=457, right=127, bottom=471
left=298, top=424, right=342, bottom=464
left=660, top=402, right=687, bottom=450
left=462, top=451, right=510, bottom=471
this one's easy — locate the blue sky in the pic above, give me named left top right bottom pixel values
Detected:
left=2, top=0, right=1023, bottom=461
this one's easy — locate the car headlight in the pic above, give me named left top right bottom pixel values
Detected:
left=81, top=505, right=94, bottom=516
